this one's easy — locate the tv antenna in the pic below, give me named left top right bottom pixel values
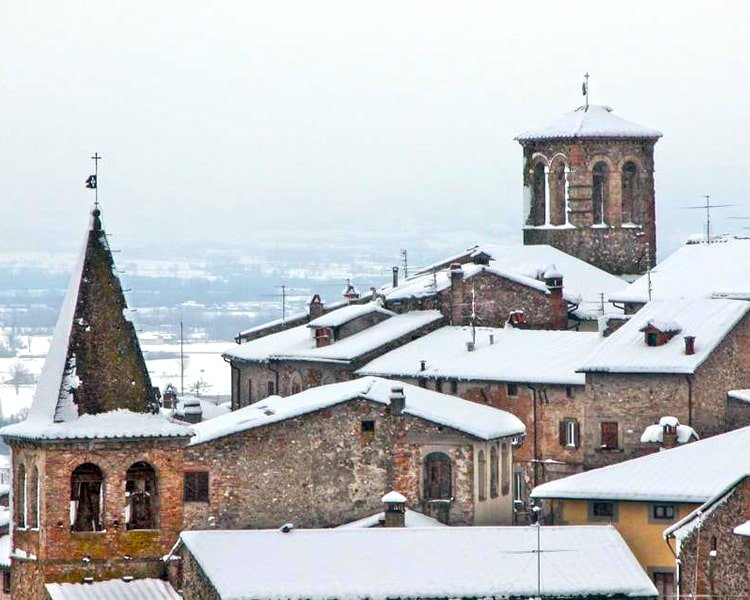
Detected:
left=684, top=195, right=735, bottom=243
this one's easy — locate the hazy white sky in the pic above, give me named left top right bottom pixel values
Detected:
left=2, top=1, right=748, bottom=259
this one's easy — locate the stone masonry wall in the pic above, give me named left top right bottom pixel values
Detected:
left=175, top=549, right=221, bottom=600
left=182, top=399, right=478, bottom=529
left=678, top=477, right=750, bottom=598
left=9, top=438, right=186, bottom=599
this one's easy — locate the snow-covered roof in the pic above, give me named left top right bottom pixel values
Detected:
left=180, top=526, right=657, bottom=599
left=237, top=300, right=350, bottom=339
left=0, top=410, right=192, bottom=442
left=358, top=326, right=600, bottom=385
left=728, top=389, right=750, bottom=404
left=307, top=302, right=393, bottom=329
left=532, top=426, right=750, bottom=503
left=223, top=310, right=443, bottom=365
left=189, top=377, right=525, bottom=446
left=611, top=237, right=750, bottom=304
left=579, top=298, right=749, bottom=374
left=46, top=578, right=181, bottom=600
left=515, top=104, right=662, bottom=141
left=337, top=508, right=445, bottom=529
left=734, top=521, right=750, bottom=537
left=409, top=243, right=625, bottom=320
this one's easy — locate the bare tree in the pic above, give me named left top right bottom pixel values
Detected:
left=6, top=362, right=35, bottom=395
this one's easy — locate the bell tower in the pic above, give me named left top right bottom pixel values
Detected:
left=516, top=103, right=661, bottom=275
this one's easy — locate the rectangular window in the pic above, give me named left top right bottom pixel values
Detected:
left=2, top=571, right=9, bottom=594
left=652, top=504, right=676, bottom=521
left=506, top=383, right=518, bottom=397
left=267, top=381, right=275, bottom=396
left=450, top=380, right=458, bottom=394
left=565, top=386, right=575, bottom=399
left=184, top=472, right=209, bottom=503
left=590, top=501, right=616, bottom=520
left=600, top=421, right=619, bottom=449
left=435, top=379, right=443, bottom=392
left=513, top=470, right=525, bottom=503
left=652, top=572, right=675, bottom=598
left=360, top=420, right=375, bottom=442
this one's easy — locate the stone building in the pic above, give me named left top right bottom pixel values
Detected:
left=223, top=304, right=444, bottom=408
left=169, top=525, right=657, bottom=600
left=532, top=425, right=750, bottom=597
left=182, top=377, right=525, bottom=529
left=664, top=475, right=750, bottom=598
left=357, top=325, right=602, bottom=514
left=0, top=209, right=193, bottom=599
left=516, top=104, right=662, bottom=275
left=578, top=297, right=750, bottom=469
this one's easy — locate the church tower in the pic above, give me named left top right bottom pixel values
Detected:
left=516, top=103, right=662, bottom=275
left=1, top=208, right=192, bottom=599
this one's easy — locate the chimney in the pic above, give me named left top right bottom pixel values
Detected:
left=381, top=491, right=407, bottom=528
left=543, top=265, right=566, bottom=330
left=489, top=334, right=494, bottom=345
left=181, top=398, right=203, bottom=424
left=392, top=266, right=399, bottom=288
left=449, top=263, right=464, bottom=326
left=162, top=384, right=177, bottom=409
left=466, top=341, right=475, bottom=352
left=420, top=360, right=426, bottom=372
left=684, top=336, right=696, bottom=355
left=370, top=287, right=377, bottom=300
left=389, top=385, right=405, bottom=415
left=308, top=294, right=324, bottom=319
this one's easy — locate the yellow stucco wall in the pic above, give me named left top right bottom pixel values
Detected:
left=554, top=499, right=699, bottom=571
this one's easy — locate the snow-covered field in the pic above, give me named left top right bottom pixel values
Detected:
left=0, top=333, right=231, bottom=418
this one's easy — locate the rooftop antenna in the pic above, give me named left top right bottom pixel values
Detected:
left=276, top=285, right=287, bottom=322
left=684, top=195, right=735, bottom=243
left=401, top=249, right=409, bottom=279
left=470, top=284, right=477, bottom=346
left=179, top=310, right=184, bottom=397
left=86, top=152, right=102, bottom=207
left=582, top=73, right=590, bottom=110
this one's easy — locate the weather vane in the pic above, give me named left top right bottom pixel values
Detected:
left=582, top=73, right=590, bottom=109
left=85, top=152, right=102, bottom=208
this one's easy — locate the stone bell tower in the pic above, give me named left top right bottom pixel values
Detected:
left=516, top=103, right=662, bottom=275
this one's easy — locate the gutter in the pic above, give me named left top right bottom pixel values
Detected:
left=224, top=355, right=241, bottom=410
left=267, top=361, right=280, bottom=396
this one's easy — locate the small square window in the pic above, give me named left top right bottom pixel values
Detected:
left=361, top=420, right=375, bottom=433
left=591, top=501, right=615, bottom=519
left=652, top=504, right=675, bottom=521
left=566, top=386, right=575, bottom=399
left=507, top=383, right=518, bottom=397
left=184, top=472, right=209, bottom=503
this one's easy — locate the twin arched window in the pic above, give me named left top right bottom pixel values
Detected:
left=70, top=461, right=159, bottom=532
left=592, top=162, right=609, bottom=225
left=477, top=450, right=486, bottom=501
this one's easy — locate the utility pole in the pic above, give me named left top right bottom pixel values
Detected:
left=180, top=317, right=184, bottom=397
left=276, top=285, right=287, bottom=322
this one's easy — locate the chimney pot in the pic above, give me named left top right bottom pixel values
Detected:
left=389, top=385, right=405, bottom=415
left=420, top=360, right=426, bottom=371
left=489, top=334, right=494, bottom=345
left=392, top=266, right=399, bottom=288
left=684, top=336, right=696, bottom=355
left=381, top=491, right=406, bottom=528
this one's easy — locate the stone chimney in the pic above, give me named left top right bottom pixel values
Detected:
left=308, top=294, right=324, bottom=320
left=684, top=336, right=696, bottom=356
left=181, top=397, right=203, bottom=424
left=389, top=385, right=405, bottom=416
left=343, top=283, right=360, bottom=304
left=543, top=265, right=567, bottom=330
left=162, top=384, right=177, bottom=409
left=392, top=266, right=399, bottom=288
left=661, top=419, right=678, bottom=449
left=382, top=491, right=407, bottom=527
left=449, top=263, right=464, bottom=326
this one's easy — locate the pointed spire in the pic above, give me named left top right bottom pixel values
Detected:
left=29, top=207, right=159, bottom=425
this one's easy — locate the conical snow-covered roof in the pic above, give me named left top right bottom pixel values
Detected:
left=1, top=208, right=191, bottom=441
left=516, top=104, right=662, bottom=142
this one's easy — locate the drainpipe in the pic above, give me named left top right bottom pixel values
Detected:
left=685, top=374, right=694, bottom=426
left=523, top=384, right=540, bottom=488
left=664, top=533, right=681, bottom=599
left=223, top=356, right=241, bottom=410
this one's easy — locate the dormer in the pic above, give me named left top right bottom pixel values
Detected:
left=308, top=303, right=395, bottom=347
left=639, top=319, right=681, bottom=347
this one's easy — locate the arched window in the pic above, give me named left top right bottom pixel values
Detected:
left=531, top=162, right=547, bottom=226
left=71, top=463, right=103, bottom=532
left=549, top=160, right=567, bottom=225
left=592, top=162, right=609, bottom=225
left=16, top=464, right=26, bottom=528
left=424, top=452, right=452, bottom=501
left=477, top=450, right=486, bottom=501
left=501, top=443, right=510, bottom=496
left=490, top=446, right=499, bottom=498
left=622, top=161, right=639, bottom=224
left=125, top=461, right=158, bottom=530
left=29, top=466, right=39, bottom=528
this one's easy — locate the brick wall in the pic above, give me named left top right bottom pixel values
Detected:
left=9, top=437, right=187, bottom=598
left=182, top=398, right=485, bottom=529
left=677, top=477, right=750, bottom=597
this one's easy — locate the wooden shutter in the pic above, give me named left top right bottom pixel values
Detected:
left=559, top=421, right=566, bottom=446
left=601, top=421, right=618, bottom=449
left=573, top=420, right=581, bottom=449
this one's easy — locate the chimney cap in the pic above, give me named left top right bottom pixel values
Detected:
left=381, top=491, right=406, bottom=504
left=450, top=262, right=463, bottom=271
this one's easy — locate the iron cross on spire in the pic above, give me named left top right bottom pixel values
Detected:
left=86, top=152, right=102, bottom=209
left=582, top=73, right=590, bottom=109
